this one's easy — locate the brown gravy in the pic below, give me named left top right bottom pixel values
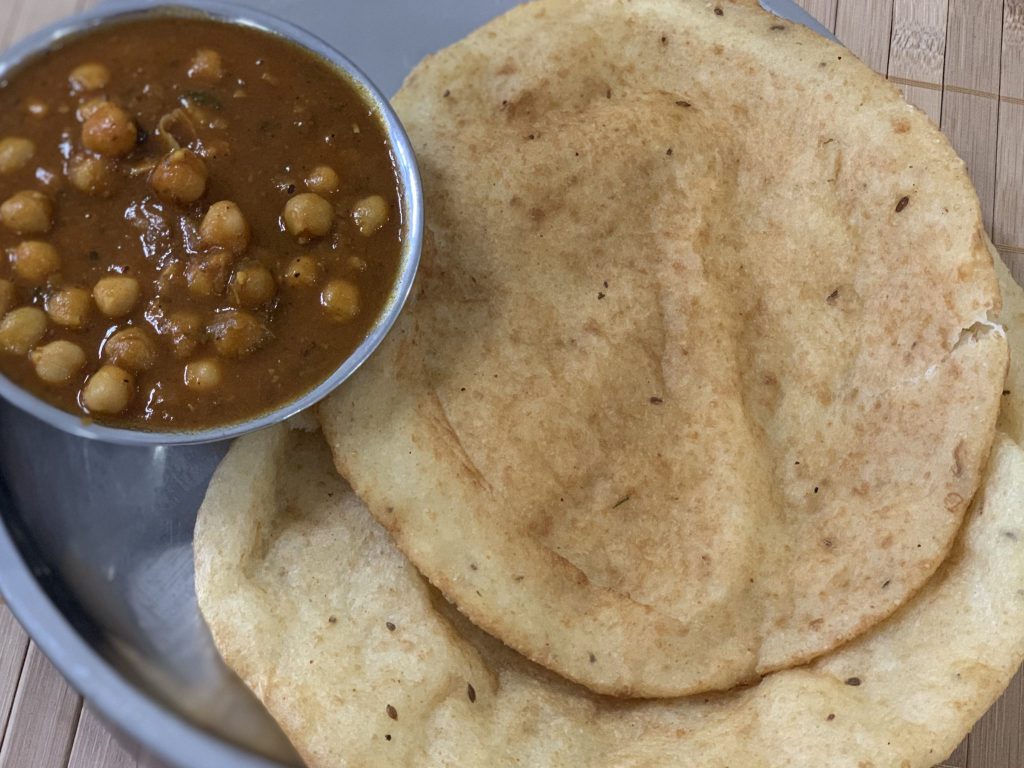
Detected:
left=0, top=15, right=403, bottom=430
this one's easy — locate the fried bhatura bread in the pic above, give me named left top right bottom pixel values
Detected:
left=194, top=421, right=1024, bottom=768
left=319, top=0, right=1007, bottom=696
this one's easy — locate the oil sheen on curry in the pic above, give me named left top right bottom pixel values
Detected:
left=0, top=16, right=402, bottom=430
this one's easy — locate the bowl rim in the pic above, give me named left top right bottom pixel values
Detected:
left=0, top=0, right=423, bottom=446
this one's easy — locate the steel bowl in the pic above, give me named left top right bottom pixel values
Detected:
left=0, top=0, right=423, bottom=446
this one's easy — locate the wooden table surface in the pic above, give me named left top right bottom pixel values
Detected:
left=0, top=0, right=1021, bottom=766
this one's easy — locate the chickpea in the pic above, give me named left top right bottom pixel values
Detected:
left=185, top=249, right=234, bottom=298
left=188, top=49, right=224, bottom=81
left=81, top=364, right=134, bottom=414
left=184, top=358, right=222, bottom=391
left=46, top=286, right=91, bottom=328
left=0, top=138, right=35, bottom=175
left=0, top=280, right=13, bottom=318
left=30, top=340, right=86, bottom=384
left=68, top=63, right=110, bottom=92
left=321, top=279, right=360, bottom=321
left=81, top=102, right=137, bottom=157
left=162, top=311, right=203, bottom=358
left=305, top=165, right=339, bottom=196
left=281, top=255, right=321, bottom=287
left=200, top=201, right=250, bottom=254
left=93, top=276, right=140, bottom=317
left=351, top=194, right=389, bottom=235
left=67, top=154, right=116, bottom=197
left=76, top=97, right=107, bottom=123
left=103, top=327, right=157, bottom=371
left=207, top=310, right=267, bottom=357
left=229, top=262, right=276, bottom=307
left=282, top=193, right=333, bottom=241
left=0, top=307, right=47, bottom=354
left=150, top=149, right=207, bottom=205
left=10, top=241, right=59, bottom=285
left=0, top=191, right=53, bottom=235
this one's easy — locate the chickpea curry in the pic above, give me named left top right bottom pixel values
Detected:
left=0, top=16, right=403, bottom=429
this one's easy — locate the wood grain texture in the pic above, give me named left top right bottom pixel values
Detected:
left=943, top=0, right=1004, bottom=90
left=835, top=0, right=895, bottom=72
left=968, top=669, right=1024, bottom=768
left=0, top=644, right=81, bottom=768
left=994, top=98, right=1023, bottom=249
left=1002, top=249, right=1024, bottom=303
left=945, top=736, right=970, bottom=767
left=943, top=90, right=1000, bottom=229
left=888, top=0, right=950, bottom=122
left=994, top=0, right=1024, bottom=251
left=0, top=605, right=29, bottom=748
left=66, top=706, right=137, bottom=768
left=940, top=0, right=1004, bottom=229
left=799, top=0, right=838, bottom=31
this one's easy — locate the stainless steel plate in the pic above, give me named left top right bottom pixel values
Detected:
left=0, top=2, right=830, bottom=767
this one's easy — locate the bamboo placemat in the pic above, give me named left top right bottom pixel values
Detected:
left=0, top=0, right=1020, bottom=766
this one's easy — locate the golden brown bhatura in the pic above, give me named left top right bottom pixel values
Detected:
left=319, top=0, right=1008, bottom=696
left=194, top=419, right=1024, bottom=768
